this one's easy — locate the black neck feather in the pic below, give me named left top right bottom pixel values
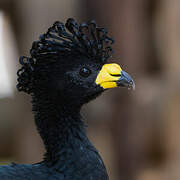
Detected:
left=32, top=91, right=88, bottom=166
left=31, top=90, right=109, bottom=180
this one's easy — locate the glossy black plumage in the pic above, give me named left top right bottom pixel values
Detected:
left=0, top=18, right=114, bottom=179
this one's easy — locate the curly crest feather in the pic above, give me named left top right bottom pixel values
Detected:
left=17, top=18, right=114, bottom=94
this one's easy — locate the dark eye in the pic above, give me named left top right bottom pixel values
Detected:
left=79, top=67, right=91, bottom=77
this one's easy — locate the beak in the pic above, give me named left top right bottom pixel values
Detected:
left=116, top=70, right=135, bottom=90
left=95, top=63, right=135, bottom=90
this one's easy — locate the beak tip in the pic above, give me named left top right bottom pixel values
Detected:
left=131, top=81, right=135, bottom=91
left=127, top=80, right=135, bottom=91
left=117, top=70, right=135, bottom=90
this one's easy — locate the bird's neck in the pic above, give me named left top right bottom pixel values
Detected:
left=31, top=92, right=108, bottom=179
left=32, top=93, right=89, bottom=165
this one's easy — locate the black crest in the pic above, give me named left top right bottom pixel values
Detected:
left=17, top=18, right=114, bottom=94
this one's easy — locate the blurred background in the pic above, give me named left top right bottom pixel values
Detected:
left=0, top=0, right=180, bottom=179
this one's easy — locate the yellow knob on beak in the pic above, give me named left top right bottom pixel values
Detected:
left=95, top=63, right=135, bottom=90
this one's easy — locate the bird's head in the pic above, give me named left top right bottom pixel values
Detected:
left=17, top=18, right=134, bottom=107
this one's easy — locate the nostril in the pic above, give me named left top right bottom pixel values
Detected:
left=110, top=74, right=121, bottom=77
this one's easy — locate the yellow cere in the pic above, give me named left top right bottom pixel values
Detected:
left=95, top=63, right=122, bottom=89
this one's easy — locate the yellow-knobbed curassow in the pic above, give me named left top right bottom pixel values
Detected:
left=0, top=18, right=134, bottom=180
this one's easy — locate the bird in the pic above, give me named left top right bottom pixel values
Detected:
left=0, top=18, right=134, bottom=180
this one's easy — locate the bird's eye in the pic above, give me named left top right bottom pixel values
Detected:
left=79, top=67, right=91, bottom=77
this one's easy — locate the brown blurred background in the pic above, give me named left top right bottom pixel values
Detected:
left=0, top=0, right=180, bottom=179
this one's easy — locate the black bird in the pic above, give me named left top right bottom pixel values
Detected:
left=0, top=18, right=134, bottom=180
